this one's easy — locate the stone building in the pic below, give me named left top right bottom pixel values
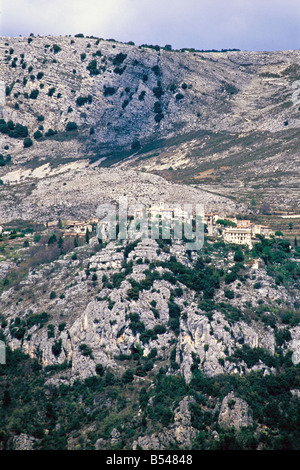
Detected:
left=223, top=226, right=253, bottom=248
left=64, top=221, right=93, bottom=236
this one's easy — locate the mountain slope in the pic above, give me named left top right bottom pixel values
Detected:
left=1, top=35, right=300, bottom=451
left=0, top=36, right=299, bottom=214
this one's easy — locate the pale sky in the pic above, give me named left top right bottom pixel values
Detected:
left=0, top=0, right=300, bottom=51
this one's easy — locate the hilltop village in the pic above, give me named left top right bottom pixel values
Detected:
left=0, top=203, right=274, bottom=250
left=94, top=202, right=274, bottom=249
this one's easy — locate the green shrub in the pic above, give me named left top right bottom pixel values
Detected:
left=87, top=59, right=99, bottom=76
left=33, top=130, right=43, bottom=140
left=53, top=44, right=61, bottom=54
left=27, top=311, right=50, bottom=330
left=127, top=286, right=140, bottom=300
left=151, top=65, right=160, bottom=75
left=48, top=87, right=56, bottom=97
left=122, top=369, right=134, bottom=383
left=45, top=128, right=55, bottom=137
left=234, top=249, right=244, bottom=262
left=47, top=324, right=55, bottom=339
left=224, top=271, right=238, bottom=284
left=23, top=137, right=33, bottom=148
left=66, top=122, right=78, bottom=131
left=155, top=113, right=164, bottom=123
left=58, top=323, right=66, bottom=332
left=113, top=53, right=127, bottom=66
left=52, top=339, right=62, bottom=357
left=79, top=343, right=93, bottom=358
left=0, top=120, right=8, bottom=134
left=224, top=289, right=234, bottom=299
left=12, top=123, right=28, bottom=138
left=96, top=363, right=105, bottom=376
left=103, top=86, right=117, bottom=97
left=114, top=66, right=126, bottom=75
left=175, top=93, right=184, bottom=101
left=128, top=313, right=145, bottom=334
left=153, top=85, right=163, bottom=98
left=0, top=120, right=29, bottom=138
left=76, top=95, right=92, bottom=106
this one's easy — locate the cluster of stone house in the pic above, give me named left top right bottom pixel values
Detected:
left=95, top=203, right=274, bottom=248
left=47, top=219, right=98, bottom=237
left=97, top=201, right=197, bottom=242
left=204, top=212, right=274, bottom=248
left=0, top=205, right=274, bottom=251
left=63, top=220, right=95, bottom=237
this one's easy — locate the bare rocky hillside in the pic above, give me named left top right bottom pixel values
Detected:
left=0, top=35, right=299, bottom=215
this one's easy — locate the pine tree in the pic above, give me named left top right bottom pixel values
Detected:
left=85, top=228, right=90, bottom=244
left=58, top=236, right=64, bottom=254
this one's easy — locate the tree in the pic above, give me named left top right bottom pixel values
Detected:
left=66, top=122, right=78, bottom=131
left=74, top=235, right=79, bottom=247
left=58, top=236, right=64, bottom=253
left=95, top=363, right=105, bottom=376
left=122, top=369, right=134, bottom=384
left=3, top=389, right=11, bottom=408
left=234, top=249, right=244, bottom=262
left=53, top=44, right=61, bottom=54
left=45, top=129, right=55, bottom=137
left=33, top=130, right=43, bottom=140
left=48, top=233, right=57, bottom=245
left=175, top=93, right=184, bottom=101
left=85, top=228, right=90, bottom=244
left=87, top=59, right=99, bottom=76
left=48, top=87, right=56, bottom=97
left=29, top=89, right=39, bottom=99
left=23, top=137, right=33, bottom=148
left=52, top=339, right=62, bottom=357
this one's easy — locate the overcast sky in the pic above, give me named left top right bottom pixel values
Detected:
left=1, top=0, right=300, bottom=51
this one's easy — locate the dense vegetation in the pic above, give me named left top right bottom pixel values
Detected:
left=0, top=225, right=299, bottom=449
left=0, top=341, right=300, bottom=450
